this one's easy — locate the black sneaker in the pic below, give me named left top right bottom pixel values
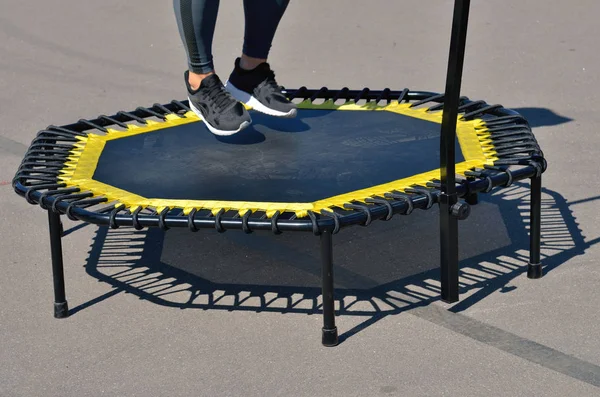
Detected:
left=185, top=71, right=251, bottom=136
left=225, top=58, right=297, bottom=118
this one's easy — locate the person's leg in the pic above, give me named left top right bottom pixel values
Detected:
left=241, top=0, right=290, bottom=69
left=174, top=0, right=251, bottom=135
left=173, top=0, right=219, bottom=88
left=225, top=0, right=296, bottom=118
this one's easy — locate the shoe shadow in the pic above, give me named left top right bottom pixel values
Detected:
left=214, top=108, right=336, bottom=145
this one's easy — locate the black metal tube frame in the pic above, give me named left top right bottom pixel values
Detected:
left=13, top=90, right=546, bottom=235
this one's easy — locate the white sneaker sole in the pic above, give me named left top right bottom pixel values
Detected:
left=225, top=81, right=297, bottom=118
left=188, top=97, right=251, bottom=136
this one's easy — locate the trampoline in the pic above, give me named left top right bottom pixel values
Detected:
left=12, top=0, right=546, bottom=346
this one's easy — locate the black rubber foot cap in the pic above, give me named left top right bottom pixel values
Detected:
left=527, top=264, right=543, bottom=279
left=322, top=327, right=339, bottom=347
left=441, top=296, right=459, bottom=304
left=54, top=301, right=69, bottom=318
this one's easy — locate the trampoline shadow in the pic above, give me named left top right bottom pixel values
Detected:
left=71, top=183, right=595, bottom=344
left=511, top=107, right=574, bottom=128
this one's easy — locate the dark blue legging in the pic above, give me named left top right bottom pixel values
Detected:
left=174, top=0, right=290, bottom=74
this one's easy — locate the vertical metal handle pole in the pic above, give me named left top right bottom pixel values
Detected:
left=48, top=210, right=69, bottom=318
left=439, top=0, right=471, bottom=303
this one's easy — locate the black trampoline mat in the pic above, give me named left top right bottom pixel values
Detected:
left=92, top=109, right=464, bottom=203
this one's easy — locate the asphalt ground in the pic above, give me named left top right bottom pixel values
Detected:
left=1, top=1, right=599, bottom=396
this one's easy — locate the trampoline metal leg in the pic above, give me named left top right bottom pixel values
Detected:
left=320, top=230, right=338, bottom=347
left=528, top=175, right=543, bottom=279
left=48, top=210, right=69, bottom=318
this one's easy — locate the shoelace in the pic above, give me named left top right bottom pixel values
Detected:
left=205, top=81, right=236, bottom=112
left=261, top=69, right=284, bottom=94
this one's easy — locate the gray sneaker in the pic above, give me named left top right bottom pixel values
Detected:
left=186, top=71, right=251, bottom=136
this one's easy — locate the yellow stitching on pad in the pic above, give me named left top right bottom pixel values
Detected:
left=59, top=103, right=496, bottom=218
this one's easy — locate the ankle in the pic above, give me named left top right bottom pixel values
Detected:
left=188, top=70, right=214, bottom=90
left=239, top=54, right=266, bottom=71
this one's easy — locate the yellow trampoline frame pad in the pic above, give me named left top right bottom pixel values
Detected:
left=59, top=100, right=498, bottom=218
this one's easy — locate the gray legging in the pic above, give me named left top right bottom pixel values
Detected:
left=173, top=0, right=290, bottom=74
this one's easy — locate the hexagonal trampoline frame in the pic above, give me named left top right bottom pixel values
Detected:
left=58, top=99, right=496, bottom=219
left=12, top=0, right=546, bottom=346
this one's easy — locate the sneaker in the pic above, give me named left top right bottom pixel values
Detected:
left=185, top=71, right=251, bottom=136
left=225, top=58, right=297, bottom=118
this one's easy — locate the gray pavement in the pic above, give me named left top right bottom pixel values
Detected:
left=1, top=1, right=600, bottom=396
